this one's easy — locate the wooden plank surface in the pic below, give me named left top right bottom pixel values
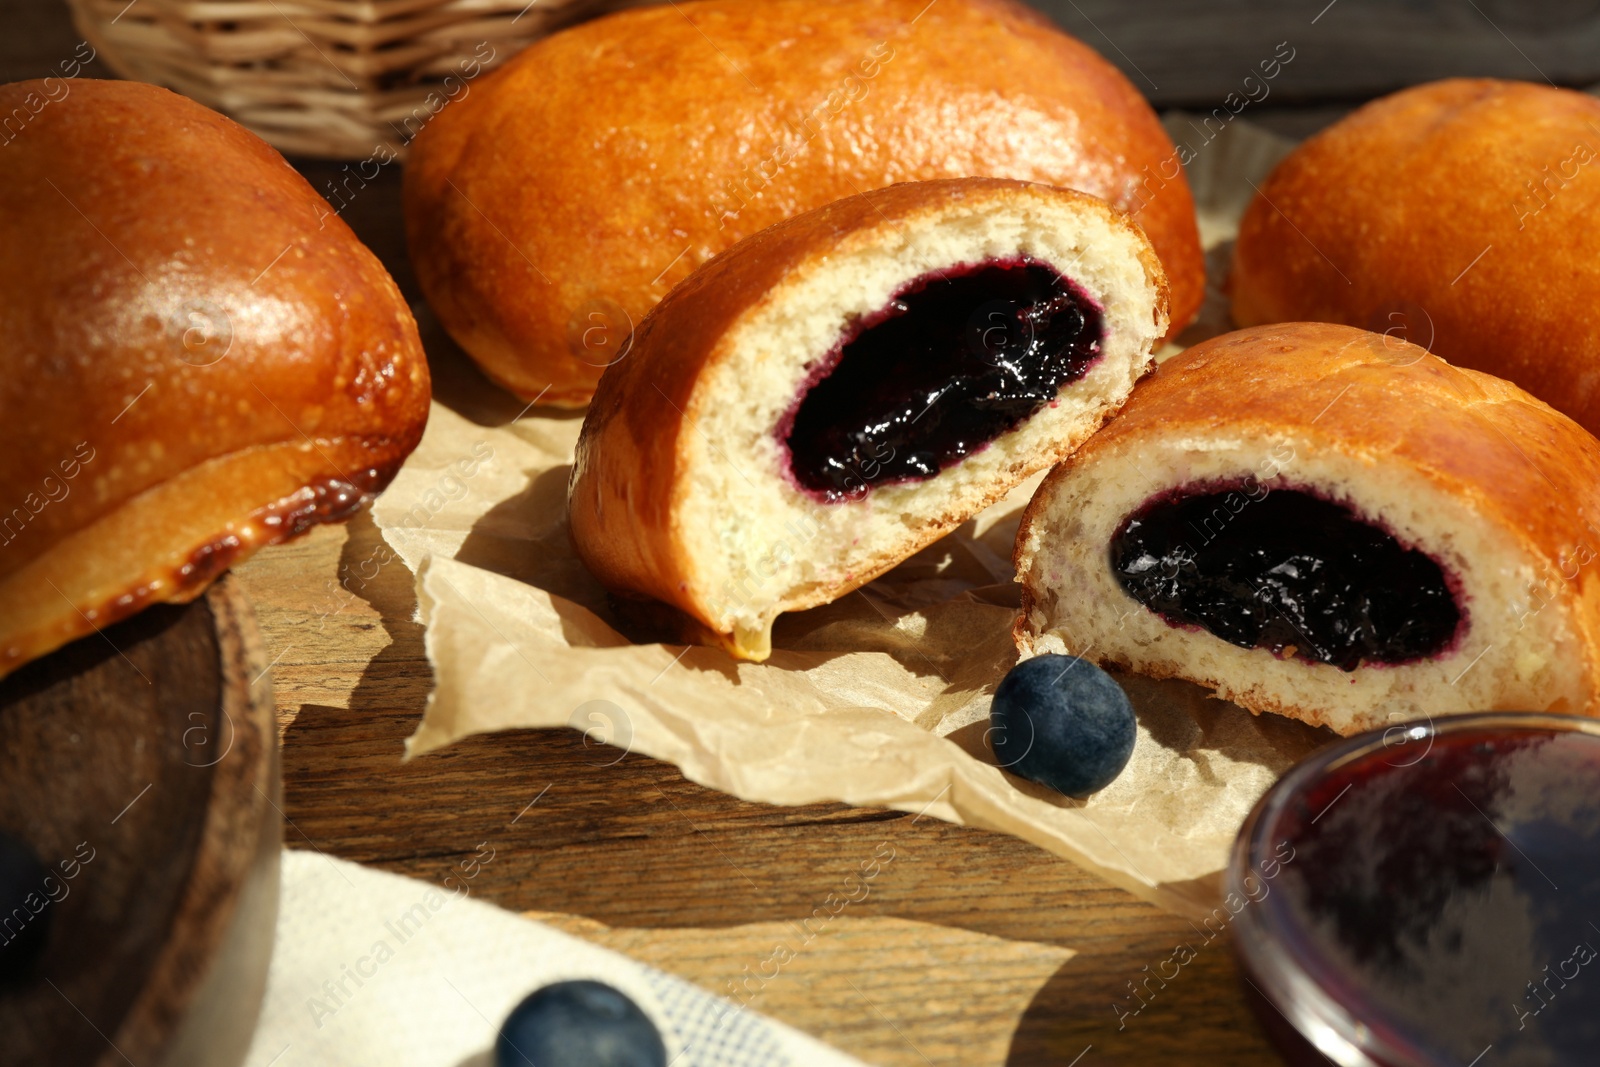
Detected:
left=1035, top=0, right=1600, bottom=107
left=235, top=518, right=1287, bottom=1065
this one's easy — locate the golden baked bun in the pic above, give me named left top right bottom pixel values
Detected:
left=405, top=0, right=1203, bottom=407
left=1015, top=322, right=1600, bottom=736
left=1231, top=78, right=1600, bottom=433
left=0, top=80, right=430, bottom=678
left=571, top=178, right=1169, bottom=661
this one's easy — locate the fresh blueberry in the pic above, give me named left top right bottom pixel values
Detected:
left=0, top=830, right=51, bottom=985
left=496, top=979, right=666, bottom=1067
left=989, top=654, right=1136, bottom=797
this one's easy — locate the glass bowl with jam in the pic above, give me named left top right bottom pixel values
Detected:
left=1229, top=712, right=1600, bottom=1067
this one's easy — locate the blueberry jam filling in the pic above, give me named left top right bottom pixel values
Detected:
left=782, top=259, right=1103, bottom=502
left=1111, top=486, right=1460, bottom=671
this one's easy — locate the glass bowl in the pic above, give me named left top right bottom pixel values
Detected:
left=1228, top=711, right=1600, bottom=1067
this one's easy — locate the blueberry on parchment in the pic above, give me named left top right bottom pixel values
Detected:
left=989, top=654, right=1136, bottom=797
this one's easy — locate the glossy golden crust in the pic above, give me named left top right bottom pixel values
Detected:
left=0, top=79, right=430, bottom=676
left=572, top=177, right=1168, bottom=657
left=405, top=0, right=1202, bottom=406
left=1015, top=322, right=1600, bottom=720
left=1231, top=78, right=1600, bottom=434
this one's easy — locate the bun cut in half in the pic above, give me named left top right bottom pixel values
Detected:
left=1015, top=322, right=1600, bottom=736
left=1231, top=79, right=1600, bottom=435
left=571, top=179, right=1169, bottom=662
left=0, top=80, right=430, bottom=678
left=404, top=0, right=1203, bottom=407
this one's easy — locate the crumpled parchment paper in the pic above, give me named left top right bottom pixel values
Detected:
left=373, top=115, right=1329, bottom=918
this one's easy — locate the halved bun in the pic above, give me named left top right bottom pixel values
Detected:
left=1015, top=322, right=1600, bottom=736
left=571, top=178, right=1168, bottom=661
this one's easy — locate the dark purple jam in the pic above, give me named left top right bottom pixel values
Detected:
left=781, top=259, right=1103, bottom=502
left=1257, top=726, right=1600, bottom=1066
left=1110, top=485, right=1460, bottom=672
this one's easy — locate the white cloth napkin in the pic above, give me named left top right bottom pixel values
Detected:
left=241, top=850, right=868, bottom=1067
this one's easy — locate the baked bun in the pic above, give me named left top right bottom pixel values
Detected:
left=1231, top=78, right=1600, bottom=434
left=405, top=0, right=1202, bottom=407
left=0, top=80, right=430, bottom=678
left=1014, top=322, right=1600, bottom=736
left=570, top=178, right=1169, bottom=661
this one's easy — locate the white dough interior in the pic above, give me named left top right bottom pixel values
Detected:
left=681, top=193, right=1165, bottom=658
left=1015, top=432, right=1589, bottom=736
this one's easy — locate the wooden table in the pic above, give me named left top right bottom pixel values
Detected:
left=234, top=517, right=1286, bottom=1066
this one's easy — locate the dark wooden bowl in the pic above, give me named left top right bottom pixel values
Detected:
left=0, top=573, right=281, bottom=1067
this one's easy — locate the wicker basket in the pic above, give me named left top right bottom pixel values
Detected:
left=67, top=0, right=635, bottom=158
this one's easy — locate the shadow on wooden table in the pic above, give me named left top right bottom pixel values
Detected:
left=257, top=501, right=1282, bottom=1064
left=1006, top=936, right=1284, bottom=1065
